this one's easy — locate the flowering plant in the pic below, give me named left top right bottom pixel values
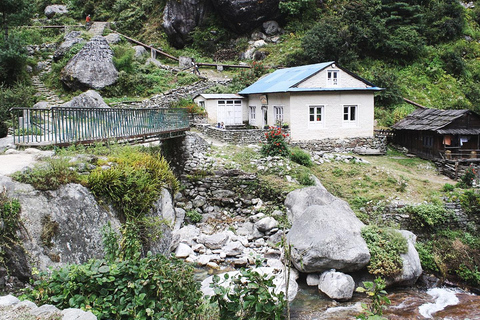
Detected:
left=260, top=126, right=290, bottom=157
left=461, top=165, right=477, bottom=188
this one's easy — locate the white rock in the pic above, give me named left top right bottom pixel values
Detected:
left=306, top=273, right=320, bottom=286
left=175, top=243, right=193, bottom=258
left=0, top=295, right=20, bottom=307
left=318, top=270, right=355, bottom=301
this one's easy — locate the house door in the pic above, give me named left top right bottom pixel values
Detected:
left=262, top=106, right=268, bottom=128
left=217, top=100, right=242, bottom=125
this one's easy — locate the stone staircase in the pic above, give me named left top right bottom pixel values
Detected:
left=32, top=57, right=65, bottom=107
left=88, top=22, right=109, bottom=36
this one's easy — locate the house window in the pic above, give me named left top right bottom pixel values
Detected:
left=249, top=106, right=256, bottom=124
left=309, top=105, right=323, bottom=123
left=274, top=106, right=284, bottom=125
left=198, top=101, right=205, bottom=108
left=343, top=105, right=357, bottom=122
left=423, top=136, right=434, bottom=148
left=327, top=70, right=339, bottom=86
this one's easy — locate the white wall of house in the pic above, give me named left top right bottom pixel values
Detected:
left=247, top=93, right=291, bottom=128
left=289, top=91, right=374, bottom=141
left=194, top=96, right=245, bottom=125
left=298, top=65, right=369, bottom=89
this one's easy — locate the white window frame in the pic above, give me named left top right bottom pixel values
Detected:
left=343, top=105, right=357, bottom=127
left=249, top=106, right=256, bottom=125
left=308, top=105, right=324, bottom=128
left=274, top=106, right=284, bottom=126
left=327, top=70, right=339, bottom=86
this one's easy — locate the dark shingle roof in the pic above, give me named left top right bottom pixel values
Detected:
left=392, top=108, right=472, bottom=132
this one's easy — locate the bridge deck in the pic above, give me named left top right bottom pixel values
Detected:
left=11, top=107, right=190, bottom=147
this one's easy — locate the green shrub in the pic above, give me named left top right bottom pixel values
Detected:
left=12, top=157, right=79, bottom=191
left=356, top=277, right=390, bottom=320
left=289, top=147, right=312, bottom=167
left=442, top=183, right=455, bottom=192
left=460, top=166, right=477, bottom=188
left=0, top=190, right=21, bottom=267
left=295, top=169, right=315, bottom=186
left=459, top=189, right=480, bottom=215
left=87, top=150, right=179, bottom=221
left=260, top=127, right=290, bottom=157
left=23, top=253, right=205, bottom=320
left=112, top=44, right=135, bottom=73
left=186, top=210, right=202, bottom=224
left=415, top=241, right=439, bottom=272
left=361, top=225, right=408, bottom=278
left=400, top=203, right=450, bottom=230
left=209, top=268, right=286, bottom=320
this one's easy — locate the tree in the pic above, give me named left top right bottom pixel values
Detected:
left=0, top=0, right=32, bottom=41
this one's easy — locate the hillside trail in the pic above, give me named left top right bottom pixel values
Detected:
left=88, top=21, right=108, bottom=36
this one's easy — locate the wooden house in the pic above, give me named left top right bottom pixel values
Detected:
left=392, top=108, right=480, bottom=161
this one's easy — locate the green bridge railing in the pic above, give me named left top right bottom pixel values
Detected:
left=11, top=107, right=190, bottom=146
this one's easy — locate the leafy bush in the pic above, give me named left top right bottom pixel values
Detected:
left=209, top=269, right=286, bottom=320
left=442, top=183, right=455, bottom=192
left=112, top=45, right=135, bottom=74
left=23, top=253, right=205, bottom=320
left=459, top=166, right=477, bottom=188
left=459, top=189, right=480, bottom=215
left=260, top=127, right=290, bottom=157
left=295, top=168, right=315, bottom=186
left=230, top=62, right=268, bottom=92
left=289, top=147, right=312, bottom=167
left=361, top=225, right=408, bottom=278
left=356, top=277, right=390, bottom=320
left=12, top=157, right=79, bottom=191
left=186, top=210, right=202, bottom=224
left=0, top=82, right=36, bottom=124
left=0, top=36, right=29, bottom=85
left=0, top=190, right=21, bottom=267
left=415, top=241, right=440, bottom=272
left=400, top=203, right=450, bottom=230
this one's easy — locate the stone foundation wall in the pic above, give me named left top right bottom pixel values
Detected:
left=195, top=124, right=281, bottom=145
left=290, top=136, right=387, bottom=154
left=196, top=124, right=387, bottom=154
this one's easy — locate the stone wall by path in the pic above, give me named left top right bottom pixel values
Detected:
left=195, top=123, right=387, bottom=154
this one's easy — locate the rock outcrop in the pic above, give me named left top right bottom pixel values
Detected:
left=287, top=203, right=370, bottom=273
left=59, top=90, right=110, bottom=108
left=162, top=0, right=213, bottom=48
left=44, top=5, right=68, bottom=19
left=60, top=36, right=118, bottom=91
left=210, top=0, right=282, bottom=34
left=389, top=230, right=423, bottom=286
left=0, top=176, right=176, bottom=274
left=53, top=31, right=85, bottom=62
left=162, top=0, right=282, bottom=48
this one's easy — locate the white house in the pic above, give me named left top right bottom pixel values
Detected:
left=193, top=94, right=246, bottom=126
left=238, top=61, right=382, bottom=141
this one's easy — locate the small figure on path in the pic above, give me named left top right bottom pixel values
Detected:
left=85, top=14, right=91, bottom=30
left=191, top=58, right=200, bottom=76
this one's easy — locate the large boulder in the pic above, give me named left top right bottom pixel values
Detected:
left=59, top=90, right=110, bottom=108
left=53, top=31, right=85, bottom=62
left=60, top=36, right=118, bottom=90
left=210, top=0, right=282, bottom=34
left=162, top=0, right=213, bottom=48
left=388, top=230, right=423, bottom=286
left=44, top=5, right=68, bottom=19
left=0, top=176, right=175, bottom=274
left=285, top=185, right=351, bottom=224
left=318, top=270, right=355, bottom=301
left=287, top=204, right=370, bottom=273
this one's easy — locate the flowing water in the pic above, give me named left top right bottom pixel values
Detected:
left=290, top=281, right=480, bottom=320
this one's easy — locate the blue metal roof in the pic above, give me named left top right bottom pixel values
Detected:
left=238, top=62, right=382, bottom=95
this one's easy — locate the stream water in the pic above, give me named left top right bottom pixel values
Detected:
left=290, top=281, right=480, bottom=320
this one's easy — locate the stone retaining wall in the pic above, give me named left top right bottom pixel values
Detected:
left=195, top=124, right=387, bottom=154
left=195, top=124, right=280, bottom=145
